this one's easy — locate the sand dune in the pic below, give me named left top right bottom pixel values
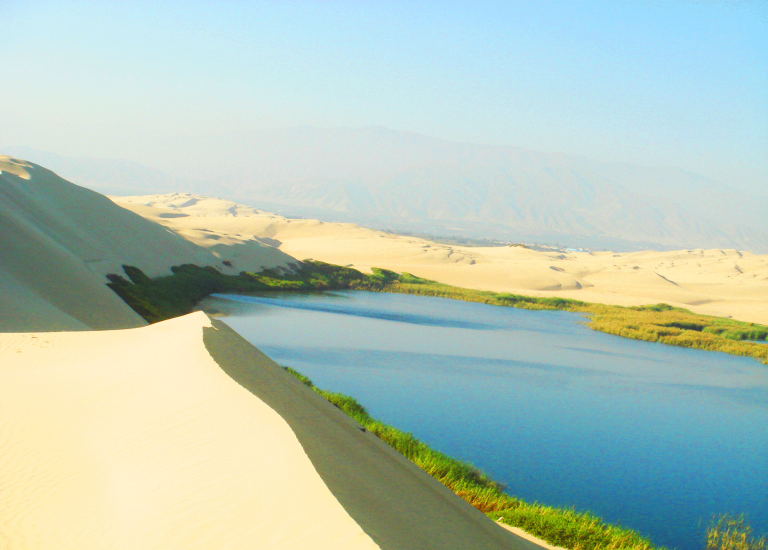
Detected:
left=0, top=161, right=543, bottom=549
left=0, top=158, right=297, bottom=331
left=115, top=193, right=768, bottom=324
left=0, top=312, right=535, bottom=550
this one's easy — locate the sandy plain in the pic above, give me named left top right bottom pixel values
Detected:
left=115, top=193, right=768, bottom=325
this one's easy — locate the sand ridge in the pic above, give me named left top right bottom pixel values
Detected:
left=0, top=160, right=299, bottom=331
left=114, top=193, right=768, bottom=324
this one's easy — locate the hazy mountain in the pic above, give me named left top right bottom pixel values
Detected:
left=5, top=127, right=766, bottom=252
left=173, top=126, right=768, bottom=252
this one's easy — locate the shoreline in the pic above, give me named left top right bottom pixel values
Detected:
left=275, top=364, right=659, bottom=550
left=108, top=262, right=768, bottom=365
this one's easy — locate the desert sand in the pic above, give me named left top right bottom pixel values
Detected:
left=0, top=313, right=377, bottom=549
left=115, top=193, right=768, bottom=325
left=497, top=523, right=567, bottom=550
left=0, top=312, right=537, bottom=550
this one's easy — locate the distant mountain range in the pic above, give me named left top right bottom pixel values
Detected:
left=4, top=127, right=766, bottom=252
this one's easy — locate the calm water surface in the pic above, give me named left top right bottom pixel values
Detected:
left=205, top=291, right=768, bottom=550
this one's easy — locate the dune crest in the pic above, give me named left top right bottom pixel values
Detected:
left=0, top=156, right=32, bottom=179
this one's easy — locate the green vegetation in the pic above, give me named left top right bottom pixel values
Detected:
left=586, top=304, right=768, bottom=362
left=105, top=261, right=410, bottom=323
left=706, top=515, right=767, bottom=550
left=283, top=366, right=658, bottom=550
left=386, top=229, right=528, bottom=248
left=107, top=260, right=768, bottom=364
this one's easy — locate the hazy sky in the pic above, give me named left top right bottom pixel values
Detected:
left=2, top=0, right=766, bottom=195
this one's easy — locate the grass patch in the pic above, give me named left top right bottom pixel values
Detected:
left=107, top=261, right=768, bottom=365
left=707, top=514, right=767, bottom=550
left=283, top=366, right=658, bottom=550
left=586, top=304, right=768, bottom=363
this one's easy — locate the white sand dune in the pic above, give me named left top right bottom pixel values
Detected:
left=0, top=313, right=536, bottom=550
left=0, top=158, right=297, bottom=332
left=115, top=193, right=768, bottom=324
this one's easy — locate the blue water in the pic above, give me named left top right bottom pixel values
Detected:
left=205, top=291, right=768, bottom=549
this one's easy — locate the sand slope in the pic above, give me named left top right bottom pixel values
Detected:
left=115, top=193, right=768, bottom=324
left=0, top=158, right=297, bottom=331
left=0, top=313, right=378, bottom=550
left=0, top=312, right=536, bottom=550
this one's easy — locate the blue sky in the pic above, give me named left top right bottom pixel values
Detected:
left=2, top=0, right=766, bottom=194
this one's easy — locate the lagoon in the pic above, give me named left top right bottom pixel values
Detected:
left=204, top=291, right=768, bottom=550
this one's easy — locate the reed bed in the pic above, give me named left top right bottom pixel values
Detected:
left=706, top=515, right=767, bottom=550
